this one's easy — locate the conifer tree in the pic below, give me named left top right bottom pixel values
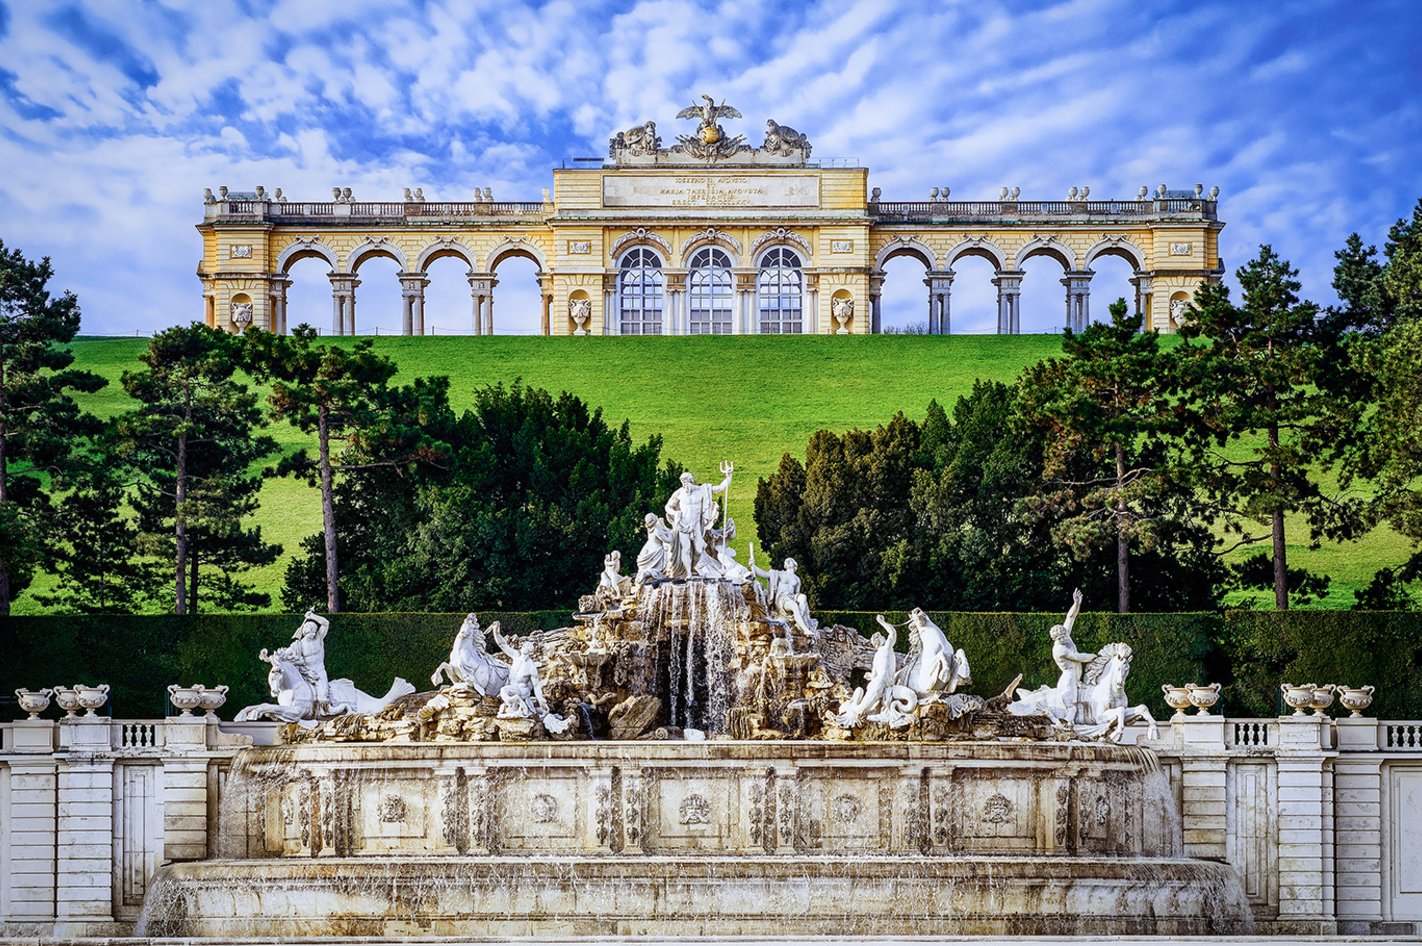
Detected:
left=35, top=465, right=156, bottom=613
left=0, top=241, right=106, bottom=614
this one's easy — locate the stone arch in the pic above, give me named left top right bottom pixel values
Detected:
left=750, top=227, right=812, bottom=263
left=415, top=237, right=478, bottom=273
left=275, top=238, right=338, bottom=274
left=943, top=236, right=1007, bottom=271
left=680, top=227, right=743, bottom=267
left=608, top=228, right=672, bottom=263
left=874, top=235, right=937, bottom=271
left=1015, top=234, right=1076, bottom=271
left=349, top=236, right=409, bottom=273
left=487, top=237, right=548, bottom=273
left=1084, top=236, right=1147, bottom=272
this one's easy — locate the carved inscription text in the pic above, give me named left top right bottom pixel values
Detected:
left=603, top=175, right=820, bottom=209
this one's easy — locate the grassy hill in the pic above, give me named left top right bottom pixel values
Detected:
left=14, top=333, right=1407, bottom=613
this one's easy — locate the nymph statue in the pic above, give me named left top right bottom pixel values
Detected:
left=750, top=556, right=816, bottom=636
left=635, top=513, right=674, bottom=585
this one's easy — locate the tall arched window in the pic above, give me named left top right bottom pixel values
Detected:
left=618, top=247, right=664, bottom=335
left=757, top=247, right=803, bottom=334
left=688, top=246, right=733, bottom=335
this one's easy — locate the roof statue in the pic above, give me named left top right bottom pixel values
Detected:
left=608, top=95, right=812, bottom=167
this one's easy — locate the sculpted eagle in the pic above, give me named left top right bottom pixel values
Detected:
left=677, top=94, right=742, bottom=143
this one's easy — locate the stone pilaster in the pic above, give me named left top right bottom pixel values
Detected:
left=328, top=273, right=359, bottom=336
left=1274, top=714, right=1336, bottom=933
left=925, top=269, right=954, bottom=334
left=6, top=723, right=59, bottom=934
left=160, top=719, right=212, bottom=862
left=54, top=716, right=119, bottom=937
left=398, top=272, right=429, bottom=336
left=1062, top=270, right=1093, bottom=330
left=1177, top=712, right=1229, bottom=861
left=1333, top=717, right=1382, bottom=933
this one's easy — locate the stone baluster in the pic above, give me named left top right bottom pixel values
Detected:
left=993, top=271, right=1024, bottom=334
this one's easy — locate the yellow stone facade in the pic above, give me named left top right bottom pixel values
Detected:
left=197, top=109, right=1223, bottom=337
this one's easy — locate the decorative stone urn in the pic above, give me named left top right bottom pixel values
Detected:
left=1161, top=684, right=1193, bottom=718
left=1338, top=684, right=1376, bottom=717
left=1280, top=682, right=1316, bottom=716
left=74, top=683, right=110, bottom=716
left=15, top=688, right=52, bottom=719
left=1309, top=683, right=1337, bottom=717
left=1187, top=682, right=1222, bottom=715
left=198, top=684, right=230, bottom=718
left=168, top=684, right=205, bottom=717
left=51, top=686, right=80, bottom=718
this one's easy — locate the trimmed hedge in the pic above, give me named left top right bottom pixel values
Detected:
left=4, top=609, right=1420, bottom=723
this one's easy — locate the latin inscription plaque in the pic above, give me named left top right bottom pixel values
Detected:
left=603, top=175, right=820, bottom=209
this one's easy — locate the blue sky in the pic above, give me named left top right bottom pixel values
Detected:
left=2, top=0, right=1420, bottom=335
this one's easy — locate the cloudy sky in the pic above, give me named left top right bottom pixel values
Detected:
left=2, top=0, right=1420, bottom=335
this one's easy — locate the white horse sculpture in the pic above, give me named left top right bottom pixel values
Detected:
left=234, top=650, right=414, bottom=728
left=1011, top=642, right=1159, bottom=742
left=836, top=611, right=973, bottom=730
left=431, top=613, right=512, bottom=696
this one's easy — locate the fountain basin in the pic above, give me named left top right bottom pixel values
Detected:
left=139, top=854, right=1249, bottom=937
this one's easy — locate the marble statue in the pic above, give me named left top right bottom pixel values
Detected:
left=895, top=609, right=971, bottom=699
left=596, top=550, right=631, bottom=602
left=431, top=613, right=512, bottom=696
left=493, top=623, right=570, bottom=733
left=674, top=94, right=747, bottom=160
left=230, top=301, right=253, bottom=329
left=665, top=462, right=734, bottom=579
left=763, top=119, right=811, bottom=158
left=1007, top=590, right=1160, bottom=741
left=831, top=296, right=853, bottom=333
left=750, top=556, right=816, bottom=636
left=234, top=612, right=414, bottom=726
left=835, top=628, right=896, bottom=727
left=635, top=513, right=674, bottom=584
left=569, top=297, right=591, bottom=334
left=618, top=120, right=659, bottom=155
left=709, top=518, right=751, bottom=582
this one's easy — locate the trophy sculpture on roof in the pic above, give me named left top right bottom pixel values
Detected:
left=675, top=94, right=748, bottom=162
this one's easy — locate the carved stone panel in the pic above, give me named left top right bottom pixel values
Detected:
left=494, top=772, right=582, bottom=850
left=357, top=775, right=428, bottom=850
left=955, top=773, right=1038, bottom=851
left=795, top=770, right=887, bottom=851
left=649, top=772, right=732, bottom=849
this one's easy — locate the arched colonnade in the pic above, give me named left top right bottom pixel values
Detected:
left=871, top=234, right=1156, bottom=334
left=268, top=237, right=551, bottom=336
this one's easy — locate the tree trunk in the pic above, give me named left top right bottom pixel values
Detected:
left=1269, top=422, right=1288, bottom=611
left=189, top=544, right=199, bottom=615
left=0, top=566, right=9, bottom=618
left=1116, top=442, right=1130, bottom=614
left=1, top=347, right=9, bottom=616
left=319, top=404, right=339, bottom=612
left=174, top=426, right=188, bottom=615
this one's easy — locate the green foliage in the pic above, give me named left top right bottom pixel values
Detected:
left=284, top=380, right=683, bottom=613
left=35, top=464, right=158, bottom=613
left=1381, top=199, right=1422, bottom=325
left=0, top=241, right=107, bottom=611
left=1176, top=246, right=1364, bottom=609
left=114, top=323, right=280, bottom=613
left=1225, top=610, right=1422, bottom=718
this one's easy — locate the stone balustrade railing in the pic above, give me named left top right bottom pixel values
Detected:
left=207, top=199, right=552, bottom=223
left=867, top=198, right=1218, bottom=222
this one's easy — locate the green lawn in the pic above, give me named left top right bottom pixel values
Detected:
left=13, top=334, right=1409, bottom=613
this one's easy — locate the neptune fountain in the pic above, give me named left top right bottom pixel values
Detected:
left=137, top=462, right=1249, bottom=936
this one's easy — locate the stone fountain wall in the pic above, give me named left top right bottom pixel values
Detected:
left=4, top=710, right=1422, bottom=935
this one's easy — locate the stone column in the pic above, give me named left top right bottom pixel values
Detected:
left=1131, top=272, right=1155, bottom=331
left=1333, top=717, right=1382, bottom=933
left=398, top=272, right=429, bottom=336
left=735, top=271, right=755, bottom=335
left=603, top=274, right=618, bottom=337
left=269, top=275, right=290, bottom=335
left=1177, top=712, right=1229, bottom=861
left=541, top=290, right=553, bottom=337
left=329, top=274, right=359, bottom=336
left=54, top=716, right=118, bottom=936
left=1274, top=715, right=1336, bottom=933
left=925, top=270, right=955, bottom=335
left=6, top=721, right=59, bottom=932
left=993, top=271, right=1024, bottom=334
left=666, top=272, right=687, bottom=337
left=1062, top=270, right=1093, bottom=331
left=805, top=273, right=819, bottom=335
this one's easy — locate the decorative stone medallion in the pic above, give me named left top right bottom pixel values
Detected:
left=831, top=240, right=854, bottom=253
left=230, top=244, right=252, bottom=258
left=679, top=793, right=712, bottom=824
left=831, top=793, right=863, bottom=824
left=378, top=794, right=407, bottom=823
left=983, top=792, right=1013, bottom=824
left=531, top=793, right=559, bottom=823
left=1169, top=243, right=1193, bottom=256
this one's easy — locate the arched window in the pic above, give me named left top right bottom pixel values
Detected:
left=757, top=247, right=803, bottom=334
left=618, top=247, right=664, bottom=335
left=688, top=246, right=733, bottom=335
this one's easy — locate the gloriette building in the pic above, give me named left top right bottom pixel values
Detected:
left=197, top=96, right=1224, bottom=336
